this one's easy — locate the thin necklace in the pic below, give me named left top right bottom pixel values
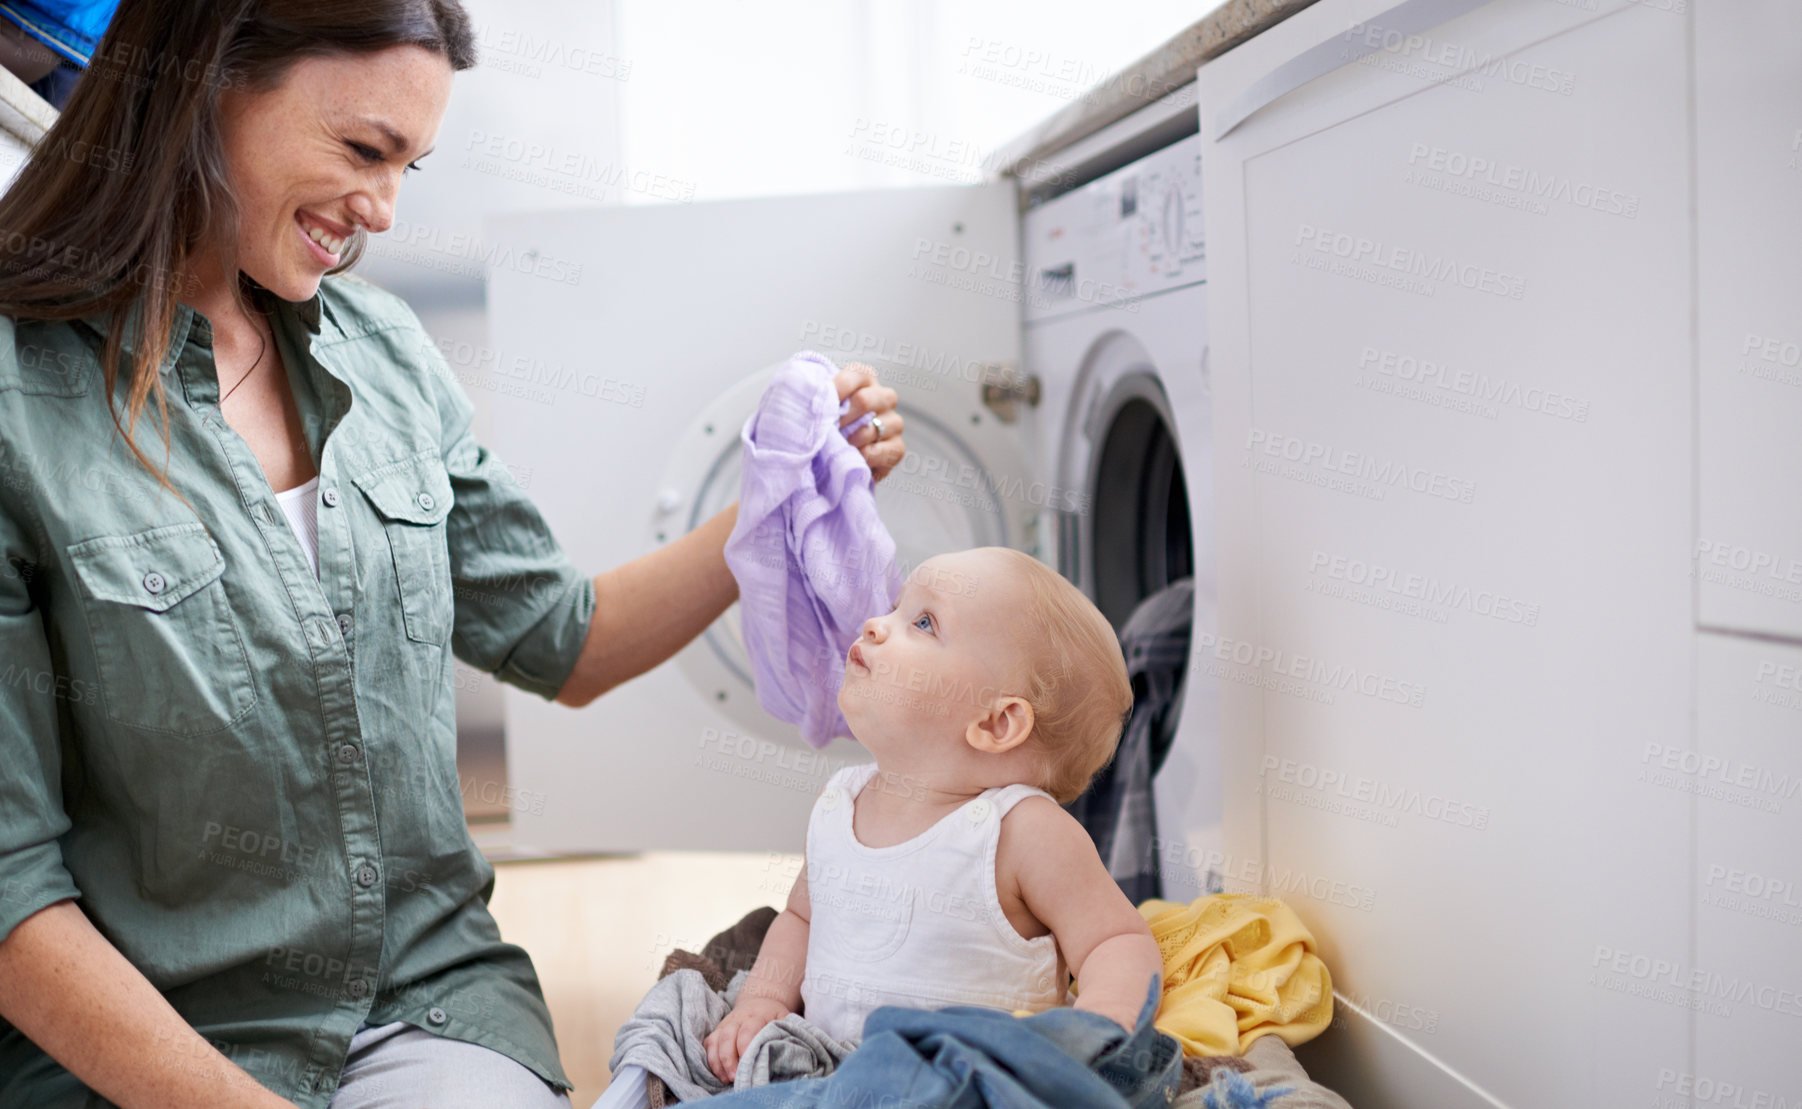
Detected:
left=219, top=318, right=269, bottom=404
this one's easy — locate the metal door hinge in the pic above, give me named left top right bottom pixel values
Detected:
left=978, top=364, right=1041, bottom=424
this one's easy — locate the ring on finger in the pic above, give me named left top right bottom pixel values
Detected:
left=870, top=415, right=884, bottom=441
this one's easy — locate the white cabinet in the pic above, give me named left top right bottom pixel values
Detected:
left=1200, top=0, right=1709, bottom=1104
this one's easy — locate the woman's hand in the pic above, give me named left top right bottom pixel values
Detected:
left=833, top=362, right=905, bottom=482
left=704, top=996, right=791, bottom=1085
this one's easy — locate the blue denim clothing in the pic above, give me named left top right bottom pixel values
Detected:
left=0, top=0, right=116, bottom=63
left=706, top=975, right=1180, bottom=1109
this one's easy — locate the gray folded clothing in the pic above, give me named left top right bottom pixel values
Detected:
left=611, top=968, right=736, bottom=1102
left=738, top=1013, right=857, bottom=1089
left=610, top=966, right=857, bottom=1101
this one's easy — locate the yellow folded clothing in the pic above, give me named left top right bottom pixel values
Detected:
left=1136, top=893, right=1333, bottom=1056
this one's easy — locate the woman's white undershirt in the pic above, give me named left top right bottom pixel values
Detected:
left=272, top=475, right=321, bottom=578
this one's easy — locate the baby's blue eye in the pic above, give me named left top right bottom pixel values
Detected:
left=913, top=613, right=934, bottom=633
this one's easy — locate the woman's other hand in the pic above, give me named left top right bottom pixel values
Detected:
left=833, top=362, right=904, bottom=482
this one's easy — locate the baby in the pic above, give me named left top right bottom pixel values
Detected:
left=703, top=546, right=1163, bottom=1083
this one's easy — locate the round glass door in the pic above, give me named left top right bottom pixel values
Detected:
left=660, top=365, right=1019, bottom=741
left=689, top=408, right=1010, bottom=692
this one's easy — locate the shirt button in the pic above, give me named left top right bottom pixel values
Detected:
left=322, top=487, right=340, bottom=508
left=821, top=789, right=840, bottom=811
left=356, top=864, right=378, bottom=888
left=142, top=571, right=167, bottom=595
left=337, top=743, right=360, bottom=765
left=416, top=491, right=435, bottom=512
left=967, top=799, right=991, bottom=822
left=347, top=979, right=369, bottom=998
left=427, top=1007, right=448, bottom=1025
left=337, top=613, right=353, bottom=637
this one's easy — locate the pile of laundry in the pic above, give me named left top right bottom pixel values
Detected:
left=601, top=895, right=1353, bottom=1109
left=605, top=906, right=1178, bottom=1109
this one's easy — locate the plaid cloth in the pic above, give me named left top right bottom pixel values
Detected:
left=1065, top=578, right=1194, bottom=904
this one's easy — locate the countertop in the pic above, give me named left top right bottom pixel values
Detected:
left=993, top=0, right=1319, bottom=177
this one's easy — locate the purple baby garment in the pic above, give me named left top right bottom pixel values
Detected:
left=724, top=351, right=901, bottom=747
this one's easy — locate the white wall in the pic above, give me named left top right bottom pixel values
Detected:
left=612, top=0, right=1219, bottom=200
left=357, top=0, right=627, bottom=304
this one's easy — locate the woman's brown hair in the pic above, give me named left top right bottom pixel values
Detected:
left=0, top=0, right=476, bottom=506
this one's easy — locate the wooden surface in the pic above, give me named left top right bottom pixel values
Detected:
left=487, top=851, right=802, bottom=1108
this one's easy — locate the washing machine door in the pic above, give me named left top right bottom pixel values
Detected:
left=485, top=183, right=1038, bottom=853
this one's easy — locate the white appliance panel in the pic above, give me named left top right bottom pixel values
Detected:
left=1021, top=136, right=1204, bottom=325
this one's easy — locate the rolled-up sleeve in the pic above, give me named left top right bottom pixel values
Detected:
left=420, top=331, right=596, bottom=702
left=0, top=498, right=80, bottom=943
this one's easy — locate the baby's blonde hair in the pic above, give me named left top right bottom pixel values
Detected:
left=985, top=548, right=1133, bottom=804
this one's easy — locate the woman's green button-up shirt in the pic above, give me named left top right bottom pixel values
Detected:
left=0, top=273, right=596, bottom=1106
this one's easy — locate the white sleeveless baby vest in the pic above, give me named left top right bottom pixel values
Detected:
left=799, top=762, right=1068, bottom=1043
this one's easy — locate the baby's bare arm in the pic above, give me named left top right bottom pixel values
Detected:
left=1002, top=799, right=1163, bottom=1032
left=736, top=864, right=811, bottom=1010
left=704, top=864, right=813, bottom=1083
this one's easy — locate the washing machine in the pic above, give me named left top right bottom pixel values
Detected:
left=485, top=95, right=1216, bottom=865
left=1018, top=128, right=1220, bottom=892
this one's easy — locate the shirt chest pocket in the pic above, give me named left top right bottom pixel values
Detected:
left=352, top=450, right=454, bottom=647
left=67, top=522, right=258, bottom=736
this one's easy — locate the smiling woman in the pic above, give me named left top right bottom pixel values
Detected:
left=218, top=49, right=450, bottom=294
left=0, top=4, right=648, bottom=1107
left=0, top=3, right=908, bottom=1107
left=0, top=0, right=471, bottom=504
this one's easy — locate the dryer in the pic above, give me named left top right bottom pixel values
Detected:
left=485, top=90, right=1218, bottom=868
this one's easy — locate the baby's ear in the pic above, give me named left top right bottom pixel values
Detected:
left=965, top=696, right=1034, bottom=755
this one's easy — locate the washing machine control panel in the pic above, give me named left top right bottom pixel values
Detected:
left=1022, top=132, right=1204, bottom=324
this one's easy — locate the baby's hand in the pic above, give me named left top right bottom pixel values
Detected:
left=704, top=996, right=791, bottom=1084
